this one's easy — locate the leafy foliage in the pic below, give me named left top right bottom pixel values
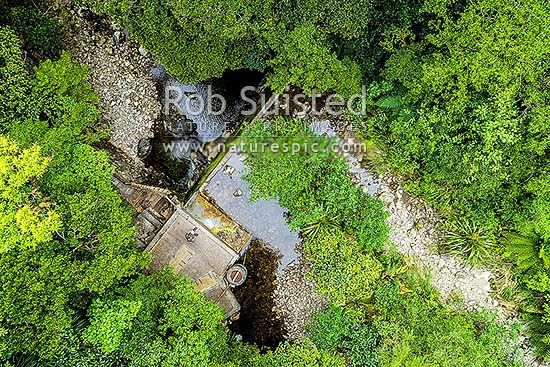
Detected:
left=9, top=6, right=62, bottom=54
left=0, top=135, right=60, bottom=252
left=83, top=272, right=234, bottom=366
left=81, top=0, right=374, bottom=95
left=81, top=0, right=264, bottom=82
left=0, top=29, right=146, bottom=358
left=373, top=270, right=521, bottom=367
left=252, top=340, right=345, bottom=367
left=349, top=0, right=550, bottom=358
left=242, top=117, right=388, bottom=252
left=266, top=22, right=362, bottom=97
left=503, top=230, right=550, bottom=356
left=0, top=25, right=28, bottom=125
left=307, top=304, right=379, bottom=367
left=242, top=47, right=270, bottom=72
left=356, top=0, right=550, bottom=239
left=505, top=231, right=550, bottom=271
left=304, top=230, right=383, bottom=306
left=527, top=315, right=550, bottom=361
left=1, top=0, right=548, bottom=363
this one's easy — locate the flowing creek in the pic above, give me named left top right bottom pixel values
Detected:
left=144, top=65, right=293, bottom=347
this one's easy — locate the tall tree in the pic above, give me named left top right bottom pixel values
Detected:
left=370, top=0, right=550, bottom=233
left=0, top=135, right=60, bottom=253
left=0, top=27, right=147, bottom=357
left=83, top=273, right=239, bottom=366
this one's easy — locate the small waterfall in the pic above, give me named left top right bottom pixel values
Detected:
left=152, top=62, right=246, bottom=143
left=147, top=62, right=263, bottom=192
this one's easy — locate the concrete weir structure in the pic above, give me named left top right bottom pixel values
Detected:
left=111, top=173, right=243, bottom=319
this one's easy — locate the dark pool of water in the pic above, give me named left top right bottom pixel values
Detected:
left=229, top=239, right=287, bottom=349
left=204, top=152, right=301, bottom=270
left=145, top=125, right=195, bottom=188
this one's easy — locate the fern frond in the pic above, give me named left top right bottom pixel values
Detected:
left=504, top=231, right=540, bottom=270
left=376, top=95, right=403, bottom=110
left=540, top=244, right=550, bottom=269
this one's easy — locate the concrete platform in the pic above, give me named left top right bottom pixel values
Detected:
left=146, top=207, right=241, bottom=318
left=113, top=173, right=242, bottom=319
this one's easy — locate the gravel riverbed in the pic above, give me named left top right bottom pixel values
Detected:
left=273, top=253, right=328, bottom=341
left=65, top=7, right=160, bottom=160
left=335, top=120, right=548, bottom=367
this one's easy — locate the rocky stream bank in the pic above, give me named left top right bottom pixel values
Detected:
left=64, top=6, right=160, bottom=182
left=269, top=115, right=547, bottom=366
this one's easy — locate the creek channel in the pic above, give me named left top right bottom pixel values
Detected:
left=142, top=64, right=297, bottom=349
left=191, top=151, right=303, bottom=348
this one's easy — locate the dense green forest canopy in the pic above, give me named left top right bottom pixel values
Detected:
left=80, top=0, right=426, bottom=97
left=1, top=0, right=550, bottom=364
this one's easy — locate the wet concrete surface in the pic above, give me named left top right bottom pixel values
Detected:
left=202, top=152, right=301, bottom=270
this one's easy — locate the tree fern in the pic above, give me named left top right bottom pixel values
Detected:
left=505, top=231, right=550, bottom=270
left=376, top=94, right=403, bottom=110
left=543, top=334, right=550, bottom=360
left=527, top=316, right=550, bottom=360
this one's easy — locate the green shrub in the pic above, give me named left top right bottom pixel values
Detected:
left=0, top=25, right=29, bottom=124
left=352, top=0, right=550, bottom=268
left=83, top=272, right=232, bottom=366
left=307, top=304, right=379, bottom=367
left=10, top=6, right=62, bottom=53
left=0, top=29, right=146, bottom=358
left=377, top=330, right=430, bottom=367
left=0, top=135, right=60, bottom=253
left=81, top=0, right=258, bottom=82
left=373, top=276, right=521, bottom=367
left=307, top=304, right=350, bottom=352
left=81, top=0, right=369, bottom=94
left=341, top=324, right=379, bottom=367
left=266, top=22, right=362, bottom=97
left=303, top=231, right=383, bottom=306
left=29, top=50, right=98, bottom=131
left=372, top=279, right=402, bottom=318
left=242, top=47, right=270, bottom=72
left=504, top=230, right=550, bottom=359
left=253, top=340, right=345, bottom=367
left=0, top=3, right=9, bottom=24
